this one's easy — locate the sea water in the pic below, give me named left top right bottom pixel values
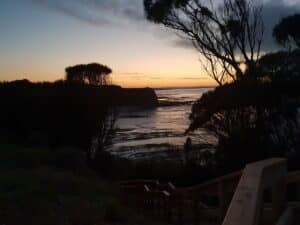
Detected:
left=107, top=88, right=217, bottom=161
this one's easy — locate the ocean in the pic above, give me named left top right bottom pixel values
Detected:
left=107, top=87, right=217, bottom=161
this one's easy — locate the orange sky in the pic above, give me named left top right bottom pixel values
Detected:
left=111, top=73, right=215, bottom=88
left=0, top=1, right=218, bottom=88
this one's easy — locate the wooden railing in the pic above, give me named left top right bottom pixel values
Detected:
left=222, top=158, right=286, bottom=225
left=180, top=170, right=242, bottom=220
left=120, top=171, right=242, bottom=224
left=120, top=158, right=300, bottom=225
left=275, top=208, right=294, bottom=225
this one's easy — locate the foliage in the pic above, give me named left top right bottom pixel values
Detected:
left=0, top=80, right=116, bottom=161
left=0, top=78, right=160, bottom=224
left=258, top=49, right=300, bottom=80
left=273, top=14, right=300, bottom=48
left=65, top=63, right=112, bottom=86
left=144, top=0, right=264, bottom=85
left=88, top=146, right=215, bottom=187
left=143, top=7, right=300, bottom=172
left=187, top=79, right=300, bottom=172
left=0, top=79, right=158, bottom=172
left=0, top=143, right=125, bottom=225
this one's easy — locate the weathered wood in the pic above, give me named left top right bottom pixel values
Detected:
left=182, top=171, right=242, bottom=193
left=272, top=179, right=286, bottom=223
left=275, top=208, right=294, bottom=225
left=119, top=160, right=300, bottom=225
left=222, top=158, right=286, bottom=225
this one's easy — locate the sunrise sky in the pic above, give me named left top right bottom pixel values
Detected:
left=1, top=0, right=300, bottom=88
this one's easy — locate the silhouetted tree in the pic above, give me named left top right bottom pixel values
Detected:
left=65, top=63, right=112, bottom=86
left=0, top=80, right=122, bottom=168
left=258, top=50, right=300, bottom=80
left=65, top=64, right=86, bottom=84
left=258, top=51, right=288, bottom=77
left=256, top=15, right=300, bottom=80
left=179, top=11, right=300, bottom=173
left=144, top=0, right=264, bottom=85
left=187, top=80, right=300, bottom=172
left=273, top=14, right=300, bottom=48
left=88, top=63, right=112, bottom=86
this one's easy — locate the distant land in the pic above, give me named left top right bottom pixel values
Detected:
left=154, top=85, right=216, bottom=90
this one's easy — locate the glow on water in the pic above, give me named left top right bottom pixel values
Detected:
left=108, top=87, right=216, bottom=160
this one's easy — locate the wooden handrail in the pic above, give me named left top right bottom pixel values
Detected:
left=120, top=171, right=242, bottom=200
left=222, top=158, right=287, bottom=225
left=181, top=171, right=242, bottom=192
left=119, top=160, right=300, bottom=225
left=176, top=170, right=242, bottom=219
left=275, top=208, right=294, bottom=225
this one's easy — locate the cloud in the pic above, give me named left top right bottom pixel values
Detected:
left=29, top=0, right=300, bottom=51
left=30, top=0, right=145, bottom=26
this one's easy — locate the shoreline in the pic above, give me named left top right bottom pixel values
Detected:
left=154, top=86, right=216, bottom=90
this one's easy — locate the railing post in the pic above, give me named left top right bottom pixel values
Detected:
left=272, top=178, right=286, bottom=223
left=219, top=181, right=234, bottom=221
left=163, top=195, right=168, bottom=221
left=158, top=195, right=163, bottom=218
left=218, top=181, right=226, bottom=220
left=193, top=195, right=199, bottom=225
left=177, top=193, right=183, bottom=225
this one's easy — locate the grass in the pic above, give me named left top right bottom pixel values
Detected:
left=0, top=143, right=124, bottom=225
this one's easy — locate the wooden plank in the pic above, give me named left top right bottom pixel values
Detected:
left=275, top=208, right=294, bottom=225
left=222, top=158, right=286, bottom=225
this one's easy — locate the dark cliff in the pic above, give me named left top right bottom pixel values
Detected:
left=108, top=87, right=158, bottom=107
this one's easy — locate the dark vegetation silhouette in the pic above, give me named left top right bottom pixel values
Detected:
left=0, top=77, right=213, bottom=187
left=273, top=14, right=300, bottom=48
left=257, top=14, right=300, bottom=81
left=0, top=79, right=114, bottom=160
left=0, top=78, right=214, bottom=193
left=144, top=0, right=264, bottom=85
left=258, top=50, right=300, bottom=80
left=144, top=0, right=300, bottom=174
left=0, top=77, right=157, bottom=161
left=0, top=63, right=160, bottom=224
left=188, top=14, right=300, bottom=173
left=65, top=63, right=112, bottom=86
left=0, top=143, right=126, bottom=225
left=188, top=79, right=300, bottom=173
